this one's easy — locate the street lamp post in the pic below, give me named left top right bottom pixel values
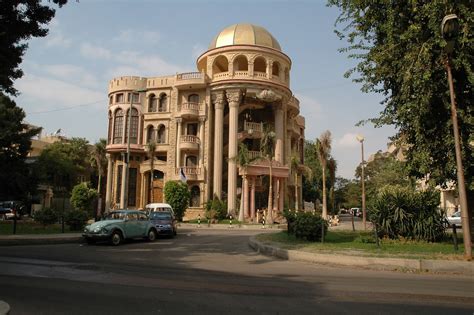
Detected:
left=356, top=135, right=366, bottom=230
left=441, top=14, right=471, bottom=259
left=123, top=89, right=146, bottom=209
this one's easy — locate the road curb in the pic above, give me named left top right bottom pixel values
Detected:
left=0, top=235, right=82, bottom=246
left=249, top=236, right=474, bottom=275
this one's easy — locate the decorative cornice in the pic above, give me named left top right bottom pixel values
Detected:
left=211, top=91, right=225, bottom=105
left=226, top=89, right=242, bottom=105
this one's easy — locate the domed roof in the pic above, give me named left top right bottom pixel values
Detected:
left=209, top=23, right=281, bottom=51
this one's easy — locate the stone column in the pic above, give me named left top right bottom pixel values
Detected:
left=119, top=153, right=127, bottom=209
left=226, top=89, right=242, bottom=215
left=275, top=104, right=284, bottom=163
left=250, top=177, right=256, bottom=221
left=243, top=175, right=249, bottom=219
left=279, top=178, right=284, bottom=214
left=176, top=118, right=182, bottom=168
left=105, top=153, right=113, bottom=212
left=266, top=59, right=273, bottom=79
left=212, top=91, right=225, bottom=199
left=199, top=116, right=206, bottom=167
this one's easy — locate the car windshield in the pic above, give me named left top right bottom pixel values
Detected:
left=105, top=212, right=127, bottom=220
left=149, top=212, right=172, bottom=220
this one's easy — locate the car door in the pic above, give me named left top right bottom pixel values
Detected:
left=124, top=213, right=141, bottom=238
left=137, top=212, right=150, bottom=236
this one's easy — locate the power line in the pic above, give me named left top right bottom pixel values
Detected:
left=27, top=99, right=106, bottom=115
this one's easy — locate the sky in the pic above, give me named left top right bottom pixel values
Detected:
left=15, top=0, right=396, bottom=179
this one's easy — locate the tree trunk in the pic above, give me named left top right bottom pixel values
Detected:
left=322, top=167, right=327, bottom=219
left=267, top=158, right=273, bottom=224
left=294, top=172, right=299, bottom=211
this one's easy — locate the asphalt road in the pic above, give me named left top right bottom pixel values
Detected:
left=0, top=229, right=472, bottom=314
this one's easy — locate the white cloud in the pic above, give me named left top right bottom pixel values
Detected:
left=335, top=132, right=360, bottom=148
left=80, top=43, right=113, bottom=59
left=16, top=74, right=105, bottom=112
left=296, top=94, right=323, bottom=139
left=41, top=64, right=101, bottom=88
left=112, top=29, right=161, bottom=43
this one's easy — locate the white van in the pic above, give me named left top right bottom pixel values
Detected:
left=145, top=203, right=174, bottom=216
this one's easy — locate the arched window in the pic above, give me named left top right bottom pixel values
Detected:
left=188, top=94, right=199, bottom=104
left=108, top=111, right=112, bottom=144
left=148, top=94, right=157, bottom=112
left=158, top=94, right=167, bottom=112
left=157, top=125, right=166, bottom=144
left=113, top=109, right=124, bottom=144
left=109, top=96, right=113, bottom=104
left=253, top=57, right=266, bottom=73
left=146, top=125, right=155, bottom=143
left=233, top=55, right=248, bottom=71
left=212, top=55, right=228, bottom=74
left=186, top=155, right=197, bottom=167
left=125, top=108, right=139, bottom=144
left=190, top=186, right=200, bottom=207
left=272, top=61, right=280, bottom=77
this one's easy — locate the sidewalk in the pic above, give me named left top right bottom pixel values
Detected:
left=248, top=236, right=474, bottom=275
left=0, top=233, right=82, bottom=246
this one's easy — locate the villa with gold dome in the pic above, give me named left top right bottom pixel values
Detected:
left=104, top=23, right=306, bottom=221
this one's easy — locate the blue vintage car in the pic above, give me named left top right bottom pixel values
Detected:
left=83, top=210, right=157, bottom=245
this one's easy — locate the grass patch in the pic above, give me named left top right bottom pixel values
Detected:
left=256, top=231, right=469, bottom=260
left=0, top=220, right=76, bottom=235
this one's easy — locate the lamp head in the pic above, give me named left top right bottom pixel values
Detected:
left=441, top=14, right=459, bottom=54
left=356, top=135, right=364, bottom=143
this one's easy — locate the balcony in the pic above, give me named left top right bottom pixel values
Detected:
left=180, top=135, right=200, bottom=151
left=179, top=102, right=201, bottom=118
left=238, top=121, right=263, bottom=140
left=248, top=150, right=262, bottom=160
left=288, top=96, right=300, bottom=114
left=211, top=70, right=289, bottom=88
left=176, top=166, right=201, bottom=181
left=174, top=72, right=207, bottom=89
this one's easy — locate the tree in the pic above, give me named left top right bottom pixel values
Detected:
left=316, top=131, right=332, bottom=219
left=90, top=139, right=107, bottom=217
left=235, top=142, right=255, bottom=222
left=260, top=126, right=276, bottom=224
left=328, top=1, right=473, bottom=228
left=70, top=182, right=97, bottom=216
left=0, top=93, right=41, bottom=200
left=145, top=141, right=157, bottom=204
left=290, top=154, right=313, bottom=211
left=163, top=181, right=190, bottom=221
left=302, top=140, right=323, bottom=205
left=327, top=157, right=337, bottom=214
left=1, top=0, right=68, bottom=96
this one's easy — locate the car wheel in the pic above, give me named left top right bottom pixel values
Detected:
left=110, top=231, right=122, bottom=246
left=147, top=229, right=157, bottom=242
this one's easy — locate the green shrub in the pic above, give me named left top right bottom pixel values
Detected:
left=293, top=212, right=328, bottom=242
left=206, top=195, right=227, bottom=220
left=369, top=185, right=445, bottom=242
left=164, top=181, right=190, bottom=221
left=33, top=208, right=58, bottom=227
left=70, top=182, right=98, bottom=216
left=283, top=209, right=298, bottom=235
left=65, top=209, right=89, bottom=231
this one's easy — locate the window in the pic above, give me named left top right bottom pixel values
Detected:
left=146, top=126, right=155, bottom=143
left=138, top=212, right=148, bottom=221
left=272, top=62, right=280, bottom=77
left=116, top=93, right=124, bottom=103
left=186, top=156, right=197, bottom=167
left=113, top=109, right=124, bottom=144
left=108, top=111, right=112, bottom=144
left=254, top=57, right=266, bottom=73
left=212, top=55, right=228, bottom=74
left=109, top=96, right=113, bottom=104
left=187, top=123, right=198, bottom=136
left=125, top=108, right=139, bottom=144
left=148, top=94, right=157, bottom=112
left=116, top=165, right=123, bottom=203
left=128, top=168, right=137, bottom=207
left=127, top=93, right=139, bottom=103
left=128, top=213, right=138, bottom=221
left=190, top=186, right=200, bottom=207
left=188, top=94, right=199, bottom=103
left=157, top=125, right=166, bottom=144
left=158, top=94, right=167, bottom=112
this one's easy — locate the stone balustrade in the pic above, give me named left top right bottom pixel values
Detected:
left=244, top=121, right=263, bottom=133
left=248, top=150, right=262, bottom=160
left=180, top=135, right=200, bottom=144
left=176, top=72, right=204, bottom=80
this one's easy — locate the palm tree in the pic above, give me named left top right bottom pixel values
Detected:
left=90, top=139, right=107, bottom=217
left=327, top=157, right=337, bottom=215
left=235, top=142, right=259, bottom=222
left=290, top=154, right=313, bottom=211
left=316, top=131, right=332, bottom=219
left=146, top=141, right=157, bottom=204
left=260, top=126, right=276, bottom=224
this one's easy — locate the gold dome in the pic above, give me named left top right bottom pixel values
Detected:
left=209, top=23, right=281, bottom=51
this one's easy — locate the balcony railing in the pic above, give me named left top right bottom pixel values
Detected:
left=179, top=102, right=200, bottom=112
left=213, top=72, right=229, bottom=79
left=248, top=151, right=262, bottom=160
left=176, top=167, right=201, bottom=175
left=180, top=135, right=200, bottom=144
left=244, top=121, right=263, bottom=133
left=234, top=71, right=249, bottom=78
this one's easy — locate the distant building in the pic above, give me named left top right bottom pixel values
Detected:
left=104, top=24, right=307, bottom=220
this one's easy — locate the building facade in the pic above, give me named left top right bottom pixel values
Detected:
left=104, top=24, right=306, bottom=220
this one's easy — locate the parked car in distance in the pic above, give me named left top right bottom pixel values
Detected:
left=145, top=203, right=175, bottom=216
left=446, top=211, right=462, bottom=227
left=149, top=211, right=177, bottom=237
left=0, top=201, right=25, bottom=220
left=83, top=210, right=158, bottom=245
left=350, top=207, right=361, bottom=217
